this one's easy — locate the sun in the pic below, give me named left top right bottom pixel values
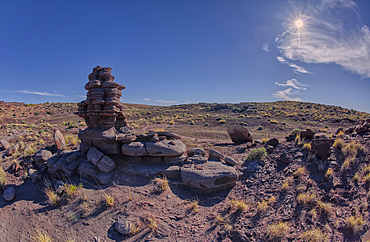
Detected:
left=295, top=19, right=304, bottom=28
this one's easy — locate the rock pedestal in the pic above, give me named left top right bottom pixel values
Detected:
left=76, top=66, right=136, bottom=154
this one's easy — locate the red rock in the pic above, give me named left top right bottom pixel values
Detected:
left=227, top=126, right=253, bottom=143
left=54, top=130, right=65, bottom=150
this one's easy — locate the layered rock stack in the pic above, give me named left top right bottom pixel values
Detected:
left=76, top=66, right=136, bottom=154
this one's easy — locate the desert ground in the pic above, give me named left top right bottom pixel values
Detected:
left=1, top=100, right=370, bottom=242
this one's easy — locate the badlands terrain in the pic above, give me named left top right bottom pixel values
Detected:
left=0, top=100, right=370, bottom=241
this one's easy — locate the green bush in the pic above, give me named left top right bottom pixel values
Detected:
left=246, top=147, right=267, bottom=161
left=291, top=128, right=301, bottom=136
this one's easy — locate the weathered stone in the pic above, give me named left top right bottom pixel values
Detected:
left=155, top=166, right=180, bottom=179
left=267, top=138, right=279, bottom=147
left=54, top=130, right=65, bottom=150
left=0, top=139, right=10, bottom=150
left=121, top=142, right=147, bottom=156
left=187, top=155, right=208, bottom=164
left=345, top=127, right=355, bottom=134
left=34, top=150, right=53, bottom=163
left=224, top=156, right=238, bottom=166
left=6, top=144, right=19, bottom=156
left=188, top=148, right=206, bottom=157
left=80, top=142, right=91, bottom=153
left=356, top=125, right=368, bottom=134
left=66, top=152, right=80, bottom=164
left=53, top=157, right=73, bottom=177
left=180, top=161, right=238, bottom=194
left=93, top=172, right=112, bottom=185
left=311, top=138, right=335, bottom=160
left=156, top=222, right=172, bottom=238
left=115, top=218, right=131, bottom=235
left=3, top=187, right=16, bottom=202
left=227, top=126, right=253, bottom=143
left=148, top=131, right=182, bottom=140
left=278, top=153, right=291, bottom=164
left=97, top=155, right=116, bottom=173
left=142, top=156, right=163, bottom=164
left=77, top=160, right=98, bottom=176
left=163, top=155, right=187, bottom=165
left=300, top=129, right=315, bottom=139
left=47, top=155, right=59, bottom=168
left=265, top=145, right=274, bottom=154
left=68, top=158, right=82, bottom=171
left=146, top=140, right=186, bottom=156
left=208, top=149, right=224, bottom=160
left=87, top=147, right=104, bottom=166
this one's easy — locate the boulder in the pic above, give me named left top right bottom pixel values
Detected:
left=87, top=147, right=104, bottom=166
left=3, top=187, right=16, bottom=202
left=47, top=155, right=59, bottom=168
left=53, top=157, right=73, bottom=177
left=266, top=138, right=279, bottom=147
left=227, top=126, right=253, bottom=143
left=146, top=140, right=186, bottom=156
left=121, top=142, right=147, bottom=156
left=187, top=155, right=208, bottom=164
left=208, top=149, right=224, bottom=160
left=97, top=155, right=116, bottom=173
left=54, top=130, right=65, bottom=150
left=0, top=139, right=10, bottom=150
left=224, top=156, right=238, bottom=166
left=148, top=131, right=182, bottom=140
left=29, top=169, right=42, bottom=183
left=93, top=172, right=112, bottom=185
left=6, top=144, right=19, bottom=156
left=188, top=148, right=206, bottom=157
left=311, top=138, right=335, bottom=160
left=34, top=150, right=53, bottom=163
left=180, top=161, right=238, bottom=194
left=163, top=155, right=187, bottom=165
left=300, top=129, right=315, bottom=139
left=115, top=218, right=131, bottom=235
left=68, top=158, right=82, bottom=171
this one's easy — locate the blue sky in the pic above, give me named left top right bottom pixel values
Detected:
left=1, top=0, right=369, bottom=112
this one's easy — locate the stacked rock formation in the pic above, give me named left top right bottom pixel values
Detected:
left=76, top=66, right=136, bottom=154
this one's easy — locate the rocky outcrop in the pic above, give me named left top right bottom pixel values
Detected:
left=227, top=126, right=253, bottom=143
left=311, top=138, right=335, bottom=160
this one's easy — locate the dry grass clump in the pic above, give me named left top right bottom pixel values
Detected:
left=32, top=229, right=52, bottom=242
left=343, top=141, right=364, bottom=158
left=230, top=199, right=248, bottom=212
left=267, top=222, right=289, bottom=239
left=325, top=168, right=334, bottom=180
left=337, top=130, right=345, bottom=139
left=297, top=192, right=317, bottom=206
left=346, top=215, right=365, bottom=234
left=65, top=135, right=80, bottom=146
left=0, top=167, right=6, bottom=190
left=340, top=157, right=355, bottom=174
left=63, top=183, right=82, bottom=198
left=293, top=167, right=308, bottom=178
left=332, top=139, right=344, bottom=150
left=129, top=220, right=141, bottom=236
left=303, top=142, right=312, bottom=150
left=257, top=196, right=276, bottom=214
left=317, top=201, right=332, bottom=215
left=154, top=177, right=169, bottom=192
left=104, top=193, right=115, bottom=207
left=190, top=199, right=199, bottom=212
left=45, top=189, right=59, bottom=207
left=300, top=228, right=328, bottom=242
left=282, top=176, right=293, bottom=191
left=364, top=165, right=370, bottom=175
left=148, top=217, right=157, bottom=232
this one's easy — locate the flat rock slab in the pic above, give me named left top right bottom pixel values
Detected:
left=146, top=140, right=186, bottom=156
left=117, top=163, right=180, bottom=179
left=87, top=147, right=104, bottom=166
left=180, top=161, right=238, bottom=194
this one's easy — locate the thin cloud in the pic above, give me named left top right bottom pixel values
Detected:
left=273, top=88, right=302, bottom=101
left=155, top=100, right=177, bottom=104
left=143, top=98, right=150, bottom=101
left=275, top=79, right=309, bottom=90
left=277, top=56, right=311, bottom=74
left=276, top=0, right=370, bottom=78
left=262, top=43, right=269, bottom=52
left=78, top=95, right=86, bottom=98
left=12, top=90, right=65, bottom=97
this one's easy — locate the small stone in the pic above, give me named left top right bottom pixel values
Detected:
left=115, top=218, right=131, bottom=235
left=29, top=169, right=42, bottom=183
left=188, top=148, right=206, bottom=157
left=224, top=156, right=238, bottom=166
left=156, top=222, right=172, bottom=238
left=3, top=187, right=16, bottom=202
left=55, top=180, right=65, bottom=195
left=87, top=147, right=104, bottom=166
left=34, top=150, right=53, bottom=163
left=97, top=155, right=116, bottom=173
left=208, top=149, right=224, bottom=160
left=267, top=138, right=279, bottom=147
left=0, top=139, right=11, bottom=150
left=6, top=144, right=19, bottom=156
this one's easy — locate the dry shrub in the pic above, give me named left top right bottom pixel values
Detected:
left=300, top=228, right=328, bottom=242
left=267, top=222, right=289, bottom=239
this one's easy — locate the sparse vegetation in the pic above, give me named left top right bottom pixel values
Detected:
left=267, top=222, right=289, bottom=239
left=346, top=215, right=365, bottom=234
left=104, top=193, right=115, bottom=207
left=300, top=228, right=328, bottom=242
left=293, top=167, right=308, bottom=178
left=32, top=230, right=52, bottom=242
left=0, top=167, right=6, bottom=190
left=230, top=199, right=248, bottom=212
left=246, top=147, right=267, bottom=161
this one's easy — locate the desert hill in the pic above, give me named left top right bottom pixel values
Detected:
left=0, top=101, right=370, bottom=241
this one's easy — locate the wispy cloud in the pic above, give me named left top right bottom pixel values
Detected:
left=143, top=98, right=150, bottom=101
left=276, top=0, right=370, bottom=78
left=275, top=79, right=309, bottom=90
left=277, top=56, right=311, bottom=74
left=273, top=88, right=302, bottom=101
left=78, top=95, right=86, bottom=98
left=262, top=43, right=269, bottom=52
left=273, top=79, right=309, bottom=101
left=155, top=100, right=177, bottom=104
left=12, top=90, right=65, bottom=97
